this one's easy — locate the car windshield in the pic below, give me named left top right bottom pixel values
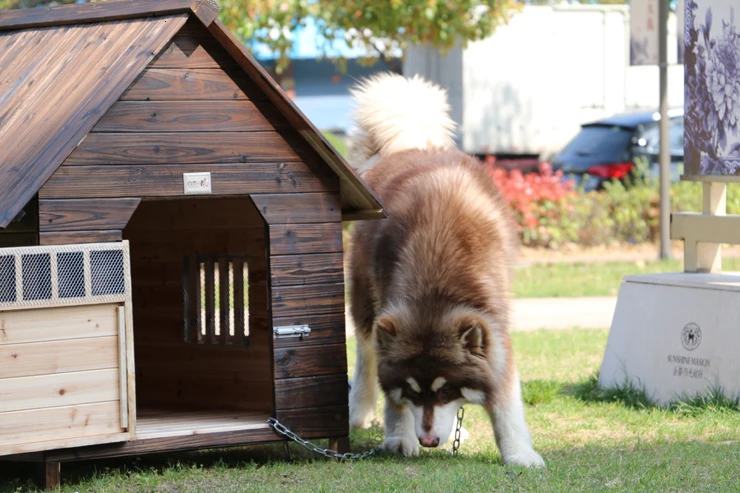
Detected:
left=556, top=125, right=634, bottom=164
left=639, top=117, right=684, bottom=156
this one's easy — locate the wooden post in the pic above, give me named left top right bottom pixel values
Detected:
left=328, top=437, right=350, bottom=456
left=695, top=182, right=727, bottom=273
left=35, top=461, right=60, bottom=490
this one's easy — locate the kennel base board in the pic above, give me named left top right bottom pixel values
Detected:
left=136, top=408, right=270, bottom=440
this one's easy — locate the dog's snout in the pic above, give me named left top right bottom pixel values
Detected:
left=419, top=435, right=440, bottom=448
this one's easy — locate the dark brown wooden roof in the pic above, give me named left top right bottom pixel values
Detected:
left=0, top=12, right=187, bottom=228
left=0, top=0, right=383, bottom=229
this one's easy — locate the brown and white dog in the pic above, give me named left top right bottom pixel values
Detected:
left=346, top=73, right=545, bottom=467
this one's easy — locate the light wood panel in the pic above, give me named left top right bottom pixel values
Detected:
left=0, top=336, right=118, bottom=379
left=136, top=409, right=269, bottom=440
left=0, top=401, right=120, bottom=449
left=0, top=368, right=120, bottom=413
left=0, top=304, right=118, bottom=346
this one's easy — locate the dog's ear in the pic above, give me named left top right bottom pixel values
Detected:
left=375, top=316, right=398, bottom=348
left=459, top=319, right=486, bottom=358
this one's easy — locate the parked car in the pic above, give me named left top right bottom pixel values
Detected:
left=551, top=109, right=684, bottom=191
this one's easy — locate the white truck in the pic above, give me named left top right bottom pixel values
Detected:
left=403, top=4, right=684, bottom=161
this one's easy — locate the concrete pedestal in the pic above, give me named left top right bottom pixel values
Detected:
left=599, top=272, right=740, bottom=405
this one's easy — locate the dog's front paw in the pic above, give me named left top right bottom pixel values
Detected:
left=381, top=436, right=419, bottom=457
left=503, top=448, right=546, bottom=468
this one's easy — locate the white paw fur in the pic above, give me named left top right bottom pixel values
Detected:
left=381, top=436, right=420, bottom=457
left=503, top=448, right=546, bottom=468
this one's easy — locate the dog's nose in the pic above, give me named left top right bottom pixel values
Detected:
left=419, top=435, right=440, bottom=448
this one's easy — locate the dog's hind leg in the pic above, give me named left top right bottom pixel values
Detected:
left=486, top=370, right=545, bottom=468
left=349, top=333, right=378, bottom=428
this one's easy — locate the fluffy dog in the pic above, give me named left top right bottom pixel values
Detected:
left=346, top=73, right=544, bottom=467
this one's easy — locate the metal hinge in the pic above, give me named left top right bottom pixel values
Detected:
left=273, top=325, right=311, bottom=339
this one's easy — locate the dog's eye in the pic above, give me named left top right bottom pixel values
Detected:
left=437, top=384, right=459, bottom=403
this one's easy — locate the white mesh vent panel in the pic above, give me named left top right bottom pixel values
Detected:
left=0, top=242, right=130, bottom=310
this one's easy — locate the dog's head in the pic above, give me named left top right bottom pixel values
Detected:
left=373, top=304, right=500, bottom=448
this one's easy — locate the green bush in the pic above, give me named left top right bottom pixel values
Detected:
left=492, top=158, right=740, bottom=248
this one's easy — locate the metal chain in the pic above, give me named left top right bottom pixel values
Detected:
left=450, top=406, right=465, bottom=456
left=267, top=418, right=379, bottom=462
left=267, top=406, right=465, bottom=461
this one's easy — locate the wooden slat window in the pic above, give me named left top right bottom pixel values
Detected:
left=184, top=255, right=249, bottom=346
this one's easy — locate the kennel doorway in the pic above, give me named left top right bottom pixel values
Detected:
left=123, top=197, right=273, bottom=440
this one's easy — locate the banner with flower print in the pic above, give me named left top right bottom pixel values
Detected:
left=631, top=0, right=660, bottom=65
left=684, top=0, right=740, bottom=176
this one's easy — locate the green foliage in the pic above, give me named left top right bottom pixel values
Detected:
left=218, top=0, right=519, bottom=72
left=574, top=373, right=656, bottom=410
left=670, top=382, right=740, bottom=416
left=0, top=0, right=519, bottom=74
left=574, top=372, right=740, bottom=417
left=521, top=380, right=562, bottom=406
left=321, top=131, right=348, bottom=159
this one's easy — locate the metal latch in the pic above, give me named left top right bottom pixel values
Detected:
left=273, top=325, right=311, bottom=339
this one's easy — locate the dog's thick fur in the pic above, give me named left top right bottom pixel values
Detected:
left=347, top=73, right=544, bottom=467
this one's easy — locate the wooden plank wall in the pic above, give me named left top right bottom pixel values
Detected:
left=31, top=18, right=349, bottom=439
left=125, top=198, right=273, bottom=413
left=252, top=192, right=349, bottom=439
left=37, top=18, right=338, bottom=221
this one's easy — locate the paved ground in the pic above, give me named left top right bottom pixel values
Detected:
left=509, top=296, right=617, bottom=331
left=344, top=296, right=617, bottom=337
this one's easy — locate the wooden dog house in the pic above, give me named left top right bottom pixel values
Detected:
left=0, top=0, right=383, bottom=488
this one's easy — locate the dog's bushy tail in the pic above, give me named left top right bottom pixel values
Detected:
left=348, top=73, right=457, bottom=173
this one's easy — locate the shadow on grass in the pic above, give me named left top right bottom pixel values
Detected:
left=0, top=424, right=507, bottom=493
left=523, top=372, right=740, bottom=415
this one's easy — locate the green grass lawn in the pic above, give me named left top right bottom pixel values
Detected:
left=514, top=257, right=740, bottom=298
left=3, top=329, right=739, bottom=492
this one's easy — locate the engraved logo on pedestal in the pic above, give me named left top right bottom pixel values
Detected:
left=681, top=323, right=702, bottom=351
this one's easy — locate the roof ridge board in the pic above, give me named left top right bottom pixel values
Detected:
left=0, top=0, right=219, bottom=32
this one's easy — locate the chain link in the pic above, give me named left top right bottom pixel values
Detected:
left=268, top=418, right=379, bottom=462
left=450, top=406, right=465, bottom=456
left=267, top=406, right=465, bottom=461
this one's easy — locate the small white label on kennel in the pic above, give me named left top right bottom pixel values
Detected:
left=183, top=172, right=212, bottom=194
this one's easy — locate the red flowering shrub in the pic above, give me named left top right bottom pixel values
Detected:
left=484, top=158, right=576, bottom=247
